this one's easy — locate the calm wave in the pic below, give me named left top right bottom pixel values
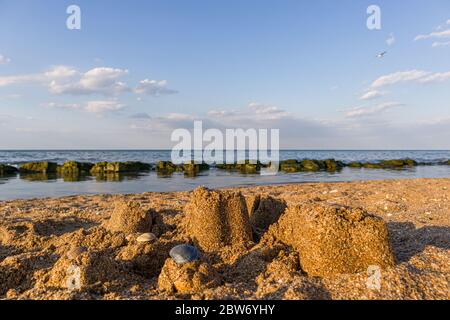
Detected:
left=0, top=150, right=449, bottom=200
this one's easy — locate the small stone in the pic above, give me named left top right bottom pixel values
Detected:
left=169, top=244, right=199, bottom=264
left=136, top=232, right=156, bottom=243
left=329, top=190, right=339, bottom=194
left=66, top=246, right=87, bottom=260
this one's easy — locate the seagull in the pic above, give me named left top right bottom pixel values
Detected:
left=376, top=51, right=387, bottom=58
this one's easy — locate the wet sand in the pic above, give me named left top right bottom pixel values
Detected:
left=0, top=178, right=449, bottom=300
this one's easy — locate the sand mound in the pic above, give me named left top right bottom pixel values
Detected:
left=270, top=203, right=396, bottom=277
left=103, top=201, right=153, bottom=234
left=185, top=187, right=253, bottom=252
left=247, top=195, right=287, bottom=232
left=48, top=250, right=122, bottom=290
left=158, top=258, right=221, bottom=294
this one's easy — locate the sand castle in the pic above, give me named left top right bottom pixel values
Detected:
left=185, top=187, right=253, bottom=252
left=103, top=201, right=153, bottom=234
left=270, top=203, right=396, bottom=277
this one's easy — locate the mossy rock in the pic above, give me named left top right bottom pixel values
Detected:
left=0, top=164, right=18, bottom=176
left=20, top=162, right=58, bottom=173
left=280, top=160, right=301, bottom=173
left=182, top=162, right=210, bottom=175
left=57, top=161, right=94, bottom=175
left=106, top=161, right=151, bottom=173
left=322, top=159, right=344, bottom=171
left=235, top=161, right=261, bottom=174
left=90, top=162, right=109, bottom=174
left=348, top=162, right=363, bottom=168
left=156, top=161, right=177, bottom=174
left=443, top=160, right=450, bottom=165
left=362, top=163, right=384, bottom=169
left=300, top=160, right=320, bottom=171
left=380, top=159, right=417, bottom=168
left=215, top=163, right=236, bottom=170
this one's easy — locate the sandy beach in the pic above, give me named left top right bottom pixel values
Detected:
left=0, top=178, right=448, bottom=300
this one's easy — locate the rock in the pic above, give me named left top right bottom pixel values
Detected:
left=103, top=201, right=153, bottom=234
left=57, top=161, right=94, bottom=175
left=185, top=187, right=253, bottom=252
left=90, top=161, right=151, bottom=174
left=90, top=162, right=108, bottom=174
left=300, top=160, right=320, bottom=171
left=158, top=258, right=220, bottom=294
left=19, top=162, right=58, bottom=173
left=0, top=164, right=18, bottom=176
left=106, top=161, right=151, bottom=173
left=362, top=163, right=384, bottom=169
left=215, top=161, right=260, bottom=174
left=348, top=162, right=362, bottom=168
left=156, top=161, right=177, bottom=174
left=322, top=159, right=344, bottom=171
left=270, top=202, right=396, bottom=277
left=280, top=160, right=301, bottom=173
left=169, top=244, right=199, bottom=264
left=380, top=159, right=417, bottom=168
left=181, top=161, right=210, bottom=176
left=136, top=232, right=157, bottom=243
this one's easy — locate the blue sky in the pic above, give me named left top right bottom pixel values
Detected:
left=0, top=0, right=449, bottom=149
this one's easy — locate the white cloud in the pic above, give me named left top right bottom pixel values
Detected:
left=0, top=65, right=178, bottom=98
left=359, top=90, right=385, bottom=100
left=345, top=102, right=405, bottom=118
left=386, top=33, right=395, bottom=46
left=135, top=79, right=178, bottom=96
left=415, top=29, right=450, bottom=41
left=371, top=70, right=430, bottom=88
left=419, top=71, right=450, bottom=83
left=432, top=41, right=450, bottom=48
left=43, top=102, right=81, bottom=110
left=85, top=100, right=126, bottom=114
left=49, top=67, right=130, bottom=96
left=0, top=54, right=11, bottom=65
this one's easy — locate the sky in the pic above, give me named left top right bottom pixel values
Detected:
left=0, top=0, right=449, bottom=149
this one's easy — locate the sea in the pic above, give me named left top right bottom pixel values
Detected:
left=0, top=150, right=449, bottom=200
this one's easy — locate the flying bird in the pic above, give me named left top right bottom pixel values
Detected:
left=376, top=51, right=387, bottom=58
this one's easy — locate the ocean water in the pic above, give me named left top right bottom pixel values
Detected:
left=0, top=150, right=449, bottom=200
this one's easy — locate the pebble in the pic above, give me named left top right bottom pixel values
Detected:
left=169, top=244, right=199, bottom=264
left=136, top=232, right=157, bottom=243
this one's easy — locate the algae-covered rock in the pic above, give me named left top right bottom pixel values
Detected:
left=280, top=160, right=301, bottom=173
left=321, top=159, right=344, bottom=171
left=443, top=160, right=450, bottom=165
left=90, top=162, right=108, bottom=174
left=235, top=161, right=261, bottom=174
left=156, top=161, right=177, bottom=174
left=20, top=162, right=58, bottom=173
left=380, top=159, right=417, bottom=168
left=181, top=161, right=210, bottom=176
left=362, top=163, right=384, bottom=169
left=348, top=162, right=363, bottom=168
left=106, top=161, right=151, bottom=173
left=0, top=164, right=18, bottom=176
left=57, top=161, right=94, bottom=175
left=270, top=203, right=396, bottom=278
left=300, top=160, right=320, bottom=171
left=216, top=161, right=260, bottom=174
